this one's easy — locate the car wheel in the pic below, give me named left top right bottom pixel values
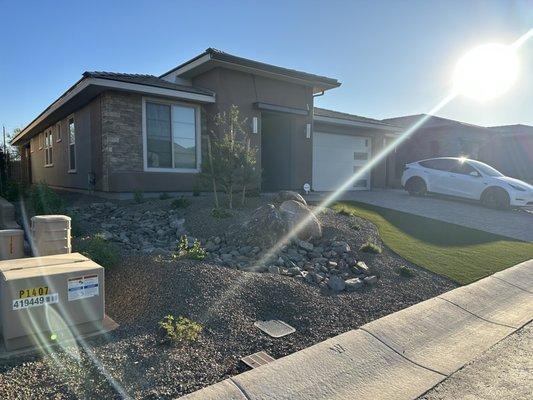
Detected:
left=481, top=188, right=510, bottom=210
left=406, top=177, right=427, bottom=197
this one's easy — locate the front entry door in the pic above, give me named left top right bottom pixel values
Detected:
left=261, top=112, right=293, bottom=191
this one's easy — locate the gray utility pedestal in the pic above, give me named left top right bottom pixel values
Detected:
left=0, top=253, right=117, bottom=354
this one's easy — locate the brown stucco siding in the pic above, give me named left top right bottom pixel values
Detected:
left=28, top=99, right=95, bottom=190
left=192, top=68, right=314, bottom=191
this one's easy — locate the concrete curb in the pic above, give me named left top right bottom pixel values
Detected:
left=181, top=259, right=533, bottom=399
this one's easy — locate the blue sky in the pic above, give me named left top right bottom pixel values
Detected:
left=1, top=0, right=532, bottom=135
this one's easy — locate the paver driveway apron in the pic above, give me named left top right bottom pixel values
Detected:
left=307, top=189, right=533, bottom=242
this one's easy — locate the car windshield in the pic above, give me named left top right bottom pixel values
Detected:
left=467, top=160, right=504, bottom=177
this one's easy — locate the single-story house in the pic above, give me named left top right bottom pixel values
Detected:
left=382, top=115, right=533, bottom=187
left=12, top=48, right=401, bottom=196
left=382, top=114, right=496, bottom=188
left=480, top=124, right=533, bottom=184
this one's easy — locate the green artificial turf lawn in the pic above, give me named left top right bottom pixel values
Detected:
left=333, top=201, right=533, bottom=285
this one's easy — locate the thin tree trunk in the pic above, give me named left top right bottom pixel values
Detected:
left=206, top=136, right=219, bottom=209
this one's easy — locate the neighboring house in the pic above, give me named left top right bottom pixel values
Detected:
left=382, top=114, right=494, bottom=187
left=480, top=124, right=533, bottom=184
left=12, top=48, right=400, bottom=196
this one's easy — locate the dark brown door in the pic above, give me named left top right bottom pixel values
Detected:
left=261, top=112, right=293, bottom=191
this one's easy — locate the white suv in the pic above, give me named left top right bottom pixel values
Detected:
left=401, top=157, right=533, bottom=209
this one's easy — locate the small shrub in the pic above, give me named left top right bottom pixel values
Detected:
left=192, top=184, right=201, bottom=197
left=133, top=190, right=144, bottom=203
left=30, top=183, right=65, bottom=215
left=211, top=208, right=233, bottom=219
left=80, top=234, right=120, bottom=268
left=159, top=192, right=171, bottom=200
left=398, top=265, right=416, bottom=278
left=350, top=223, right=361, bottom=231
left=3, top=181, right=26, bottom=202
left=360, top=241, right=382, bottom=254
left=159, top=315, right=202, bottom=345
left=337, top=208, right=353, bottom=217
left=69, top=212, right=83, bottom=237
left=176, top=235, right=206, bottom=260
left=171, top=196, right=190, bottom=209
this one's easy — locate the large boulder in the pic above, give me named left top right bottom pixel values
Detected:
left=279, top=200, right=322, bottom=241
left=275, top=190, right=307, bottom=206
left=226, top=204, right=287, bottom=248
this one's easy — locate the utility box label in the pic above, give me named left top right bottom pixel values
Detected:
left=12, top=293, right=59, bottom=310
left=68, top=275, right=99, bottom=301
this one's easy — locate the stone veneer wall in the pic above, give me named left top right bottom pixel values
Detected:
left=100, top=91, right=143, bottom=191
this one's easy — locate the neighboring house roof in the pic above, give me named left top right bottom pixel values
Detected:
left=314, top=107, right=401, bottom=132
left=382, top=114, right=489, bottom=132
left=83, top=71, right=215, bottom=96
left=489, top=124, right=533, bottom=136
left=11, top=72, right=216, bottom=146
left=160, top=48, right=341, bottom=93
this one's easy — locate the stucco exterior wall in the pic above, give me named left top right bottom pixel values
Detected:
left=192, top=67, right=314, bottom=191
left=28, top=98, right=96, bottom=190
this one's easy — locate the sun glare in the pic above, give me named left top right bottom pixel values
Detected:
left=453, top=43, right=519, bottom=101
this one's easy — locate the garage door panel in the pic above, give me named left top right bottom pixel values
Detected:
left=313, top=131, right=371, bottom=191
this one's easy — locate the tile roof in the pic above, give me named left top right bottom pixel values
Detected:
left=161, top=48, right=340, bottom=89
left=83, top=71, right=215, bottom=95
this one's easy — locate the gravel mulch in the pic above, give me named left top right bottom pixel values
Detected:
left=0, top=199, right=457, bottom=399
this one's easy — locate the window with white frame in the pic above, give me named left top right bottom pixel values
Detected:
left=38, top=132, right=43, bottom=149
left=30, top=137, right=35, bottom=153
left=68, top=117, right=76, bottom=172
left=56, top=122, right=61, bottom=142
left=44, top=128, right=53, bottom=166
left=144, top=100, right=199, bottom=171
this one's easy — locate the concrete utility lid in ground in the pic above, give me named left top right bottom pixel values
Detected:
left=254, top=320, right=296, bottom=338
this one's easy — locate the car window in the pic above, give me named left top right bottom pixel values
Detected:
left=419, top=159, right=456, bottom=171
left=450, top=161, right=477, bottom=175
left=467, top=160, right=504, bottom=177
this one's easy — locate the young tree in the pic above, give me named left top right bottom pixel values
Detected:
left=201, top=105, right=259, bottom=209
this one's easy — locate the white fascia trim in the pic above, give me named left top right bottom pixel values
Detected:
left=12, top=77, right=215, bottom=145
left=314, top=115, right=400, bottom=132
left=160, top=53, right=212, bottom=81
left=90, top=78, right=215, bottom=103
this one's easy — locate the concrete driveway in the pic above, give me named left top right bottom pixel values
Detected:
left=307, top=189, right=533, bottom=242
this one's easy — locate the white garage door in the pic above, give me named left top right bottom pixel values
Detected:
left=312, top=131, right=371, bottom=191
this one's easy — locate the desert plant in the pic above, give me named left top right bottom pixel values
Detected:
left=79, top=234, right=120, bottom=268
left=30, top=183, right=65, bottom=215
left=337, top=208, right=353, bottom=217
left=176, top=235, right=206, bottom=260
left=398, top=265, right=416, bottom=277
left=159, top=315, right=202, bottom=345
left=192, top=183, right=201, bottom=197
left=171, top=196, right=190, bottom=209
left=133, top=190, right=144, bottom=203
left=350, top=223, right=361, bottom=231
left=360, top=241, right=382, bottom=254
left=201, top=105, right=260, bottom=209
left=211, top=207, right=233, bottom=219
left=159, top=192, right=171, bottom=200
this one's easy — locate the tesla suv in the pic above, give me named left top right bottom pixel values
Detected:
left=401, top=157, right=533, bottom=209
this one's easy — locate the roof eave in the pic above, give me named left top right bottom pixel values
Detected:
left=160, top=52, right=340, bottom=93
left=314, top=114, right=401, bottom=132
left=11, top=77, right=216, bottom=146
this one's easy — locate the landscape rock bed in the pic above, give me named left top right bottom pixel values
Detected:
left=0, top=193, right=458, bottom=399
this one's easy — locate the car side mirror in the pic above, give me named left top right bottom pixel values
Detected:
left=469, top=171, right=480, bottom=177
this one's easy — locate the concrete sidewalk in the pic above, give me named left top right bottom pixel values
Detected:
left=420, top=322, right=532, bottom=400
left=306, top=189, right=533, bottom=242
left=182, top=259, right=533, bottom=400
